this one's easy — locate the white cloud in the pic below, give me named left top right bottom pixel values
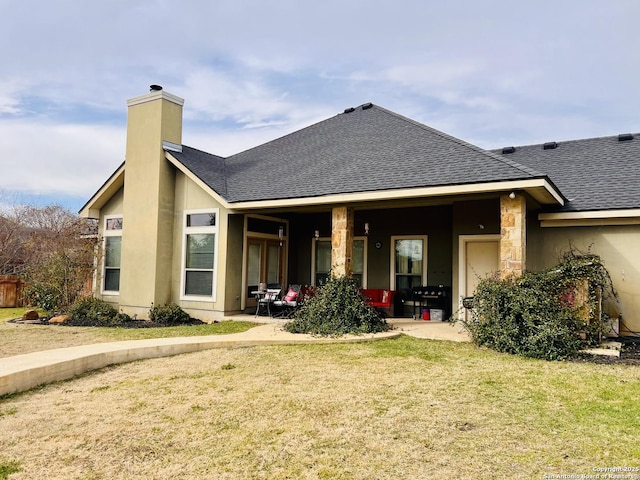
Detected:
left=0, top=120, right=124, bottom=198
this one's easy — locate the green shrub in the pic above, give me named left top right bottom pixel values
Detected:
left=68, top=296, right=125, bottom=326
left=284, top=275, right=390, bottom=336
left=23, top=283, right=60, bottom=313
left=460, top=250, right=616, bottom=361
left=148, top=303, right=192, bottom=326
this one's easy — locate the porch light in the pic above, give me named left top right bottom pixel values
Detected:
left=508, top=192, right=516, bottom=199
left=278, top=225, right=284, bottom=246
left=364, top=222, right=370, bottom=235
left=314, top=229, right=320, bottom=240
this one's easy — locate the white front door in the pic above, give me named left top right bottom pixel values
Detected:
left=459, top=235, right=500, bottom=320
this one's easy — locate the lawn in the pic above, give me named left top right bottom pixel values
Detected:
left=0, top=307, right=258, bottom=358
left=1, top=335, right=639, bottom=479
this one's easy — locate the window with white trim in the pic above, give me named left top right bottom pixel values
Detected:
left=182, top=210, right=218, bottom=300
left=102, top=216, right=122, bottom=294
left=312, top=237, right=367, bottom=287
left=391, top=236, right=427, bottom=291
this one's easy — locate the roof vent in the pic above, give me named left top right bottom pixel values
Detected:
left=344, top=107, right=355, bottom=114
left=543, top=141, right=558, bottom=150
left=150, top=84, right=163, bottom=92
left=501, top=146, right=516, bottom=154
left=362, top=102, right=373, bottom=110
left=618, top=133, right=634, bottom=142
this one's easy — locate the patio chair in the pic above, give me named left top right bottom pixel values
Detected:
left=272, top=284, right=301, bottom=318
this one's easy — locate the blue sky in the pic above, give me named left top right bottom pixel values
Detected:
left=1, top=0, right=639, bottom=213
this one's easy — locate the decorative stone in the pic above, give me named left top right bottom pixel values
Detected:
left=22, top=310, right=40, bottom=321
left=49, top=315, right=70, bottom=324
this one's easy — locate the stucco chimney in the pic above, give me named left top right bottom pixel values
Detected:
left=118, top=87, right=184, bottom=318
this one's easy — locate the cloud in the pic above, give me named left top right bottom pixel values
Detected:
left=0, top=120, right=124, bottom=198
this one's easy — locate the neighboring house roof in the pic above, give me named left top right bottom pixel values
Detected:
left=171, top=103, right=553, bottom=204
left=491, top=134, right=640, bottom=212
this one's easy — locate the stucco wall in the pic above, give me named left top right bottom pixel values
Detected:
left=172, top=172, right=230, bottom=322
left=528, top=222, right=640, bottom=335
left=95, top=187, right=124, bottom=306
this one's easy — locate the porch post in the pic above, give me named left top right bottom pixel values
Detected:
left=331, top=206, right=354, bottom=277
left=500, top=193, right=526, bottom=278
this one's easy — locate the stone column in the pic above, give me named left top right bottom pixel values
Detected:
left=331, top=206, right=354, bottom=278
left=500, top=194, right=526, bottom=278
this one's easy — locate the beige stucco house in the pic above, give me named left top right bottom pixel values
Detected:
left=80, top=86, right=640, bottom=335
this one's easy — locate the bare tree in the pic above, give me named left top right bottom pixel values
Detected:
left=0, top=202, right=98, bottom=312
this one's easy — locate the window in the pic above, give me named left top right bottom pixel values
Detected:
left=102, top=215, right=122, bottom=294
left=182, top=209, right=218, bottom=300
left=312, top=237, right=367, bottom=287
left=391, top=236, right=427, bottom=291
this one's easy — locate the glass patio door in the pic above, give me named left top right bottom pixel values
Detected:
left=246, top=239, right=284, bottom=302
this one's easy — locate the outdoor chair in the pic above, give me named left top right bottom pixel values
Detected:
left=272, top=284, right=301, bottom=318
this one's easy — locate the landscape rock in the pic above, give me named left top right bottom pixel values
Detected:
left=49, top=315, right=70, bottom=324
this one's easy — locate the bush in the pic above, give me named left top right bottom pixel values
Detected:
left=148, top=303, right=192, bottom=326
left=68, top=296, right=127, bottom=326
left=284, top=275, right=390, bottom=336
left=460, top=251, right=616, bottom=361
left=23, top=283, right=61, bottom=313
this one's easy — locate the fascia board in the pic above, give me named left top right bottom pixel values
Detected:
left=227, top=178, right=564, bottom=211
left=78, top=164, right=125, bottom=218
left=539, top=209, right=640, bottom=227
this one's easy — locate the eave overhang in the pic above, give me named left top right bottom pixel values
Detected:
left=225, top=177, right=565, bottom=212
left=78, top=163, right=125, bottom=218
left=539, top=209, right=640, bottom=227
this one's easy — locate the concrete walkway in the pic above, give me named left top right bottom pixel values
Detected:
left=0, top=319, right=468, bottom=397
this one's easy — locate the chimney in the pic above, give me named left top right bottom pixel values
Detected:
left=118, top=87, right=184, bottom=318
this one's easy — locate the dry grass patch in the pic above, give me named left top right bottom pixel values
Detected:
left=0, top=308, right=257, bottom=358
left=1, top=337, right=639, bottom=479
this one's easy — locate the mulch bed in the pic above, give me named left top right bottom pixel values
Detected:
left=571, top=338, right=640, bottom=365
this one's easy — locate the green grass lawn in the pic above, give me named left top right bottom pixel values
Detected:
left=1, top=336, right=639, bottom=478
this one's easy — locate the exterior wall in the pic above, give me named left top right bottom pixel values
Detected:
left=528, top=222, right=640, bottom=335
left=287, top=205, right=453, bottom=290
left=171, top=172, right=232, bottom=322
left=451, top=198, right=501, bottom=310
left=95, top=187, right=124, bottom=306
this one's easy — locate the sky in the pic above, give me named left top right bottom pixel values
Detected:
left=1, top=0, right=639, bottom=213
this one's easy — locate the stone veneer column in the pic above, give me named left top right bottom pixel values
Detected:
left=500, top=194, right=526, bottom=278
left=331, top=206, right=354, bottom=277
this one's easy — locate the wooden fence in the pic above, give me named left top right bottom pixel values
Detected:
left=0, top=275, right=26, bottom=307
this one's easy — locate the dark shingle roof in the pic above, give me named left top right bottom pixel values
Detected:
left=169, top=103, right=640, bottom=212
left=491, top=134, right=640, bottom=212
left=170, top=146, right=227, bottom=198
left=171, top=103, right=545, bottom=204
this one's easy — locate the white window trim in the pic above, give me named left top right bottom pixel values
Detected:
left=101, top=214, right=123, bottom=296
left=180, top=208, right=219, bottom=302
left=311, top=236, right=367, bottom=287
left=390, top=235, right=428, bottom=290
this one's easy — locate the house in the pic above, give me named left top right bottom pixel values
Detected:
left=80, top=86, right=640, bottom=335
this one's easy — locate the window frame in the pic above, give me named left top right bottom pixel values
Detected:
left=311, top=236, right=367, bottom=287
left=101, top=214, right=123, bottom=295
left=180, top=208, right=219, bottom=302
left=390, top=235, right=428, bottom=291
